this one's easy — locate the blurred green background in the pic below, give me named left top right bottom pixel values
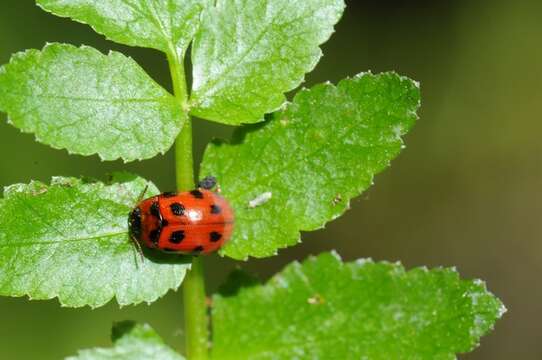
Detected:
left=1, top=0, right=540, bottom=359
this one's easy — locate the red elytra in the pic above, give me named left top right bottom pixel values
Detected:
left=129, top=188, right=234, bottom=255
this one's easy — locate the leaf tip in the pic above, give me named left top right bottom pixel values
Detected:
left=329, top=249, right=343, bottom=262
left=498, top=302, right=508, bottom=317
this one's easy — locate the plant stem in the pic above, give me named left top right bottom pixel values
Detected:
left=182, top=256, right=209, bottom=360
left=175, top=119, right=194, bottom=191
left=168, top=50, right=209, bottom=360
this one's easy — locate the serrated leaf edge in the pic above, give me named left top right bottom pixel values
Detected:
left=213, top=71, right=421, bottom=260
left=1, top=176, right=191, bottom=309
left=188, top=0, right=347, bottom=125
left=0, top=43, right=183, bottom=163
left=215, top=250, right=506, bottom=356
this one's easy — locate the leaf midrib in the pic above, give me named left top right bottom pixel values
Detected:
left=225, top=109, right=403, bottom=198
left=0, top=231, right=127, bottom=249
left=6, top=92, right=169, bottom=104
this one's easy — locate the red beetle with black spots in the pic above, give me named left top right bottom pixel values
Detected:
left=129, top=176, right=234, bottom=255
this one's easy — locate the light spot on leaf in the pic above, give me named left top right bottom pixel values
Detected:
left=248, top=192, right=273, bottom=208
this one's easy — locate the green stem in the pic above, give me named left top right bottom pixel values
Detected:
left=182, top=256, right=209, bottom=360
left=175, top=119, right=194, bottom=191
left=168, top=50, right=209, bottom=360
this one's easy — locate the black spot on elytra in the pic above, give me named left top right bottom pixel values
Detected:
left=193, top=246, right=204, bottom=253
left=150, top=202, right=160, bottom=218
left=210, top=231, right=222, bottom=242
left=149, top=228, right=161, bottom=244
left=170, top=202, right=185, bottom=216
left=170, top=230, right=185, bottom=244
left=190, top=190, right=204, bottom=199
left=162, top=191, right=177, bottom=198
left=210, top=204, right=221, bottom=214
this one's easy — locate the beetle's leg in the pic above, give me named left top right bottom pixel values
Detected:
left=130, top=235, right=145, bottom=265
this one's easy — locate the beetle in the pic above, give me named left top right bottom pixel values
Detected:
left=129, top=176, right=234, bottom=255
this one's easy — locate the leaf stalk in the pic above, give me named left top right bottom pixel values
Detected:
left=168, top=50, right=209, bottom=360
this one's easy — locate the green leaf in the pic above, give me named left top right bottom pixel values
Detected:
left=37, top=0, right=211, bottom=57
left=0, top=173, right=190, bottom=308
left=201, top=72, right=420, bottom=259
left=0, top=43, right=184, bottom=162
left=212, top=252, right=506, bottom=360
left=67, top=321, right=184, bottom=360
left=190, top=0, right=346, bottom=124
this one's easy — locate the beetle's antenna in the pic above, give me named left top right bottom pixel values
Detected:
left=136, top=185, right=149, bottom=203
